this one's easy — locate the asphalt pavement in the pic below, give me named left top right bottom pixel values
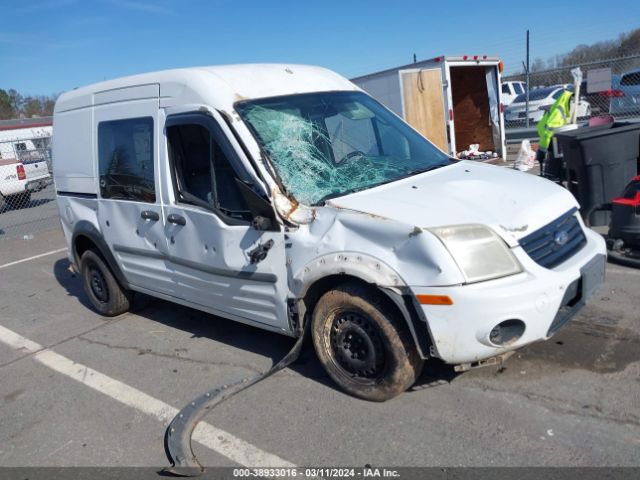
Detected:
left=0, top=224, right=638, bottom=469
left=0, top=185, right=59, bottom=240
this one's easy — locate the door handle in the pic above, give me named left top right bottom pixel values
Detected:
left=167, top=213, right=186, bottom=226
left=141, top=210, right=159, bottom=221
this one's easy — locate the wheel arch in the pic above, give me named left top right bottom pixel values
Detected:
left=71, top=220, right=130, bottom=289
left=298, top=273, right=432, bottom=359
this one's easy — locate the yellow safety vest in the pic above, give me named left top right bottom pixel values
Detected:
left=536, top=90, right=573, bottom=150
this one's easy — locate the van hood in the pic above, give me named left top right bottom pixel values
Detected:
left=326, top=161, right=578, bottom=247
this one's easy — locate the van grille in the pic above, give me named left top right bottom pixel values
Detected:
left=519, top=208, right=586, bottom=269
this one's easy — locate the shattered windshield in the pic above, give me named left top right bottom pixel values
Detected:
left=236, top=91, right=451, bottom=205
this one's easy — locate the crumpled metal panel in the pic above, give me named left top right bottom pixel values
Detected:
left=286, top=207, right=465, bottom=295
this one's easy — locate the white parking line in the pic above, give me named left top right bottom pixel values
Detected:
left=0, top=248, right=67, bottom=270
left=0, top=324, right=295, bottom=468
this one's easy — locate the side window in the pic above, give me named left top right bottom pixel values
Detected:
left=513, top=83, right=524, bottom=95
left=167, top=122, right=251, bottom=222
left=501, top=84, right=510, bottom=95
left=98, top=117, right=155, bottom=202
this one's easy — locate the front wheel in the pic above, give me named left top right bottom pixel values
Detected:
left=311, top=283, right=423, bottom=401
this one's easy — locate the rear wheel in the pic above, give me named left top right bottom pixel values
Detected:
left=80, top=249, right=132, bottom=316
left=311, top=283, right=423, bottom=401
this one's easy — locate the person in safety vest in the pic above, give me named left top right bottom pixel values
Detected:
left=535, top=89, right=574, bottom=166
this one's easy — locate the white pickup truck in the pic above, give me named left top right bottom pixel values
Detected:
left=0, top=156, right=52, bottom=210
left=0, top=129, right=54, bottom=210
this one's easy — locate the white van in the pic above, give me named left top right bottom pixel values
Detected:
left=53, top=64, right=606, bottom=401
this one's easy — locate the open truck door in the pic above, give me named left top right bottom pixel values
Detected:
left=400, top=68, right=448, bottom=152
left=353, top=55, right=506, bottom=160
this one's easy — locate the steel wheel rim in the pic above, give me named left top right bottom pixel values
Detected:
left=329, top=310, right=386, bottom=382
left=88, top=264, right=109, bottom=304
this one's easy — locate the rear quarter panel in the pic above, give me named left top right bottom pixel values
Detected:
left=53, top=108, right=96, bottom=194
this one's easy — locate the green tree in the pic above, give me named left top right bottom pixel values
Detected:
left=7, top=89, right=23, bottom=114
left=0, top=89, right=16, bottom=119
left=23, top=96, right=43, bottom=117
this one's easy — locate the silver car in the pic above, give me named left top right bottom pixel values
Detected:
left=611, top=68, right=640, bottom=117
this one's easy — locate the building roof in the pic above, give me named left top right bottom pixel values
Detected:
left=0, top=117, right=52, bottom=132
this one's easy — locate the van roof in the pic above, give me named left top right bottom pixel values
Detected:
left=55, top=64, right=358, bottom=113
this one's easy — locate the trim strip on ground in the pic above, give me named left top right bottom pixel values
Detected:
left=0, top=324, right=295, bottom=468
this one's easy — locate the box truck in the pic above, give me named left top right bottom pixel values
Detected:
left=352, top=55, right=506, bottom=160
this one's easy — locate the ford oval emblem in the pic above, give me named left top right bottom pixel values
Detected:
left=554, top=230, right=570, bottom=246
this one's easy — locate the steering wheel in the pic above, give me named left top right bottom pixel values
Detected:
left=338, top=150, right=367, bottom=164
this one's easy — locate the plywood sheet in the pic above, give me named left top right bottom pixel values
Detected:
left=401, top=69, right=447, bottom=151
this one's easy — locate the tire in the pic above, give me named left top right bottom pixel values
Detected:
left=80, top=249, right=132, bottom=317
left=311, top=283, right=423, bottom=401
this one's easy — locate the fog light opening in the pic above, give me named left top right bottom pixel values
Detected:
left=489, top=319, right=525, bottom=346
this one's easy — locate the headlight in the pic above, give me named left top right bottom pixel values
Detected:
left=429, top=225, right=522, bottom=283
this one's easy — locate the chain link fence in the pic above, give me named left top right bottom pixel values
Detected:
left=0, top=130, right=58, bottom=240
left=503, top=55, right=640, bottom=129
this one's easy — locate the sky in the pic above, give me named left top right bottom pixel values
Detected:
left=1, top=0, right=639, bottom=95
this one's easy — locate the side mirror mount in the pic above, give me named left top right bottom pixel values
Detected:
left=235, top=179, right=280, bottom=232
left=252, top=216, right=273, bottom=231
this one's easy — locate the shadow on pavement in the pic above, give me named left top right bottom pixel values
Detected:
left=52, top=257, right=339, bottom=392
left=52, top=257, right=469, bottom=397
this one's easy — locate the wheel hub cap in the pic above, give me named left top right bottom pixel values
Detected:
left=330, top=311, right=385, bottom=379
left=89, top=266, right=109, bottom=303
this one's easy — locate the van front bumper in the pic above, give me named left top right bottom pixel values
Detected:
left=413, top=229, right=606, bottom=365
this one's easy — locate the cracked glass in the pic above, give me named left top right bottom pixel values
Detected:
left=236, top=91, right=451, bottom=205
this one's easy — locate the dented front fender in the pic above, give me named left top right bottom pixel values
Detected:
left=287, top=207, right=465, bottom=297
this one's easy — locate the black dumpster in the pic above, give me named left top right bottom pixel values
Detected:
left=555, top=122, right=640, bottom=226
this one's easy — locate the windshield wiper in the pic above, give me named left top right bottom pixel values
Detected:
left=367, top=163, right=449, bottom=189
left=404, top=163, right=449, bottom=177
left=314, top=187, right=369, bottom=206
left=314, top=163, right=450, bottom=206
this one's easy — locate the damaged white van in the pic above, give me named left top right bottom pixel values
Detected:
left=53, top=64, right=606, bottom=401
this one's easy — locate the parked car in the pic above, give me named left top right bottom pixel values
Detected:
left=505, top=86, right=591, bottom=124
left=501, top=81, right=526, bottom=105
left=579, top=75, right=622, bottom=115
left=53, top=64, right=606, bottom=401
left=611, top=69, right=640, bottom=117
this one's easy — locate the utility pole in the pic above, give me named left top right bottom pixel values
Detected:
left=525, top=30, right=530, bottom=128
